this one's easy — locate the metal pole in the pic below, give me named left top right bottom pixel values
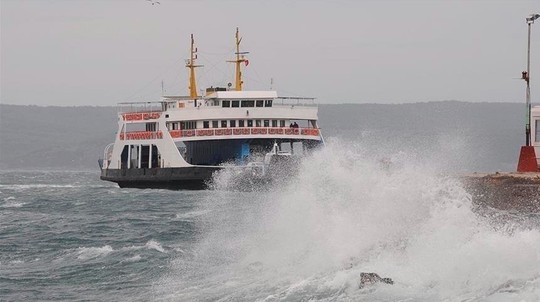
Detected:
left=528, top=22, right=532, bottom=75
left=525, top=14, right=539, bottom=146
left=526, top=22, right=531, bottom=146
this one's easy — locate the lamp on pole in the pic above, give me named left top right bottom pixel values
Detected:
left=524, top=13, right=540, bottom=146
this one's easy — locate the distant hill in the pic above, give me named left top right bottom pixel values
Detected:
left=0, top=102, right=524, bottom=172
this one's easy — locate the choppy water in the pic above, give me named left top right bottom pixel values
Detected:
left=2, top=142, right=540, bottom=301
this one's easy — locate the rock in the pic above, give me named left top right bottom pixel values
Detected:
left=359, top=272, right=394, bottom=288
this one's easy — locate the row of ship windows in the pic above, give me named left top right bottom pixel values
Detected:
left=221, top=100, right=273, bottom=108
left=167, top=99, right=274, bottom=109
left=168, top=119, right=287, bottom=130
left=204, top=119, right=285, bottom=128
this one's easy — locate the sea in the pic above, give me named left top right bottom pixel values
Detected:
left=1, top=141, right=540, bottom=301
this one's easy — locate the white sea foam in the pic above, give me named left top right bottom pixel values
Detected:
left=0, top=184, right=79, bottom=190
left=120, top=245, right=141, bottom=252
left=157, top=140, right=540, bottom=301
left=77, top=245, right=114, bottom=260
left=173, top=247, right=186, bottom=254
left=1, top=196, right=24, bottom=208
left=124, top=255, right=142, bottom=263
left=146, top=240, right=166, bottom=253
left=117, top=241, right=166, bottom=253
left=175, top=210, right=210, bottom=220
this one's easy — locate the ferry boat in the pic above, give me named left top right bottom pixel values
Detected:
left=99, top=29, right=324, bottom=189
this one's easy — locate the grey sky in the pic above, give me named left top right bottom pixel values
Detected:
left=1, top=0, right=539, bottom=106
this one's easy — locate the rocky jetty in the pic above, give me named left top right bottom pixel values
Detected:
left=461, top=172, right=540, bottom=213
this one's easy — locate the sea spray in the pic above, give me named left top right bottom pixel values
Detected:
left=157, top=140, right=540, bottom=301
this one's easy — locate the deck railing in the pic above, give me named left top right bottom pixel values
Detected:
left=120, top=131, right=163, bottom=140
left=169, top=127, right=320, bottom=138
left=119, top=128, right=320, bottom=140
left=117, top=101, right=164, bottom=115
left=117, top=97, right=316, bottom=117
left=121, top=112, right=162, bottom=121
left=273, top=97, right=316, bottom=106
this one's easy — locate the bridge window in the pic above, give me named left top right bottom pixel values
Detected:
left=203, top=121, right=209, bottom=128
left=221, top=120, right=227, bottom=128
left=272, top=120, right=277, bottom=127
left=239, top=120, right=245, bottom=127
left=256, top=120, right=261, bottom=127
left=230, top=120, right=236, bottom=127
left=247, top=120, right=253, bottom=127
left=256, top=100, right=264, bottom=107
left=264, top=120, right=270, bottom=127
left=212, top=120, right=219, bottom=128
left=232, top=100, right=240, bottom=107
left=265, top=100, right=273, bottom=107
left=222, top=100, right=230, bottom=108
left=241, top=100, right=255, bottom=107
left=280, top=120, right=285, bottom=127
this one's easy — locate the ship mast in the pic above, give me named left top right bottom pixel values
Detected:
left=228, top=27, right=249, bottom=91
left=186, top=34, right=202, bottom=98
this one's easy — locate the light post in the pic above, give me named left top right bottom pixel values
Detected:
left=524, top=13, right=540, bottom=146
left=517, top=13, right=540, bottom=172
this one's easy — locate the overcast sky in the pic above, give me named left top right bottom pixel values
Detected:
left=1, top=0, right=539, bottom=106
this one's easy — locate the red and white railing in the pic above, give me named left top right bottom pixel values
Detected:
left=169, top=127, right=320, bottom=139
left=120, top=131, right=163, bottom=140
left=120, top=127, right=320, bottom=140
left=122, top=112, right=161, bottom=121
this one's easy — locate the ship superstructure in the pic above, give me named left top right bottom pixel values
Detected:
left=100, top=29, right=324, bottom=189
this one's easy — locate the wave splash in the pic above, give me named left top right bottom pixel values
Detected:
left=158, top=140, right=540, bottom=301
